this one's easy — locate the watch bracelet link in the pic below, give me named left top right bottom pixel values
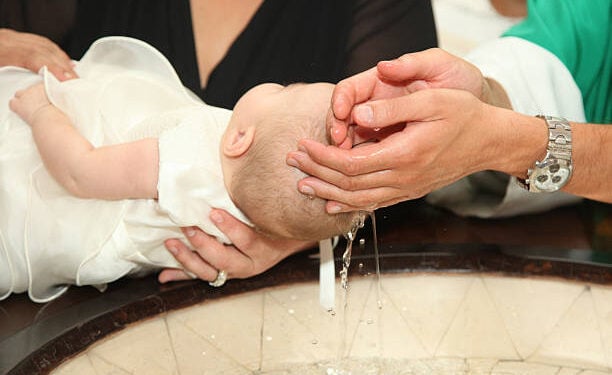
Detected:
left=545, top=115, right=572, bottom=158
left=516, top=115, right=573, bottom=192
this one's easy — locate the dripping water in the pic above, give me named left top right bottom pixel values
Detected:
left=369, top=211, right=383, bottom=310
left=335, top=210, right=384, bottom=362
left=338, top=211, right=381, bottom=307
left=336, top=211, right=366, bottom=359
left=339, top=212, right=366, bottom=292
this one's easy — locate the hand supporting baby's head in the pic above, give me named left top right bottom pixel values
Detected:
left=222, top=82, right=361, bottom=241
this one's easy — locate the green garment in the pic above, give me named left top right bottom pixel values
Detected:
left=504, top=0, right=611, bottom=123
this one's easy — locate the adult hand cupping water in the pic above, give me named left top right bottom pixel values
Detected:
left=290, top=89, right=521, bottom=213
left=327, top=48, right=488, bottom=148
left=286, top=49, right=524, bottom=213
left=0, top=28, right=77, bottom=81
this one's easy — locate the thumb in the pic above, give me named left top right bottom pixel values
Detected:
left=352, top=90, right=441, bottom=128
left=351, top=95, right=414, bottom=128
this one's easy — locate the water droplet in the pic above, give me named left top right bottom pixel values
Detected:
left=288, top=308, right=295, bottom=314
left=201, top=351, right=206, bottom=356
left=210, top=334, right=216, bottom=340
left=265, top=336, right=273, bottom=341
left=311, top=339, right=318, bottom=345
left=359, top=238, right=365, bottom=245
left=366, top=318, right=374, bottom=324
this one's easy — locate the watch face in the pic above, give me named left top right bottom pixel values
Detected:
left=532, top=158, right=571, bottom=192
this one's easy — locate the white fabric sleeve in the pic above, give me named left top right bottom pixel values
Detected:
left=156, top=108, right=251, bottom=244
left=426, top=37, right=585, bottom=218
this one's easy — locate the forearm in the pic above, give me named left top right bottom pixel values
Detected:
left=29, top=105, right=97, bottom=197
left=29, top=105, right=159, bottom=200
left=486, top=107, right=612, bottom=203
left=567, top=123, right=612, bottom=203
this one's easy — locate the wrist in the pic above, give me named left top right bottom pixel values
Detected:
left=27, top=103, right=55, bottom=126
left=487, top=108, right=549, bottom=178
left=516, top=116, right=574, bottom=193
left=482, top=77, right=512, bottom=109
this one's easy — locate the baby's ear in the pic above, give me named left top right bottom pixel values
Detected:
left=223, top=126, right=256, bottom=157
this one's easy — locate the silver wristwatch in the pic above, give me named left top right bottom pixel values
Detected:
left=517, top=115, right=573, bottom=192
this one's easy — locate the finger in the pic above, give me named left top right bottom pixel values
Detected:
left=27, top=55, right=77, bottom=81
left=297, top=138, right=398, bottom=176
left=377, top=49, right=449, bottom=83
left=208, top=209, right=259, bottom=256
left=46, top=64, right=77, bottom=81
left=164, top=237, right=219, bottom=281
left=158, top=268, right=192, bottom=283
left=182, top=224, right=257, bottom=278
left=290, top=149, right=398, bottom=195
left=288, top=149, right=350, bottom=190
left=42, top=42, right=77, bottom=79
left=297, top=175, right=402, bottom=212
left=327, top=108, right=351, bottom=147
left=378, top=53, right=451, bottom=94
left=329, top=67, right=381, bottom=145
left=326, top=195, right=412, bottom=214
left=351, top=97, right=411, bottom=128
left=27, top=39, right=77, bottom=80
left=332, top=66, right=379, bottom=120
left=351, top=90, right=443, bottom=128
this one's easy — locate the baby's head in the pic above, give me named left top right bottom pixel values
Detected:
left=221, top=82, right=361, bottom=241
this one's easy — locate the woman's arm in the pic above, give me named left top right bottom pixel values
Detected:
left=10, top=83, right=159, bottom=200
left=0, top=28, right=77, bottom=80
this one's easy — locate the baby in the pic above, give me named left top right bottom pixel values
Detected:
left=1, top=37, right=359, bottom=303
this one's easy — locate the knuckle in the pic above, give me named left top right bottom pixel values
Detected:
left=341, top=179, right=355, bottom=191
left=174, top=248, right=190, bottom=263
left=342, top=157, right=360, bottom=176
left=397, top=53, right=412, bottom=63
left=353, top=194, right=374, bottom=208
left=216, top=259, right=231, bottom=271
left=341, top=176, right=361, bottom=191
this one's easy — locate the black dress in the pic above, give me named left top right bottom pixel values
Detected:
left=2, top=0, right=438, bottom=109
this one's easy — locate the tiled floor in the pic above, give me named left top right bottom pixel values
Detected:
left=52, top=273, right=612, bottom=374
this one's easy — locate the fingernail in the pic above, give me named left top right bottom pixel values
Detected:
left=299, top=184, right=315, bottom=196
left=286, top=157, right=299, bottom=167
left=210, top=211, right=224, bottom=224
left=185, top=228, right=196, bottom=237
left=64, top=71, right=73, bottom=79
left=354, top=105, right=373, bottom=125
left=167, top=246, right=178, bottom=255
left=297, top=144, right=307, bottom=152
left=328, top=203, right=342, bottom=213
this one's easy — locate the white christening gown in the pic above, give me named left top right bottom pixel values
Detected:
left=0, top=36, right=250, bottom=303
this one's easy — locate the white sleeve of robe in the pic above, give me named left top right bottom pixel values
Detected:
left=426, top=37, right=585, bottom=218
